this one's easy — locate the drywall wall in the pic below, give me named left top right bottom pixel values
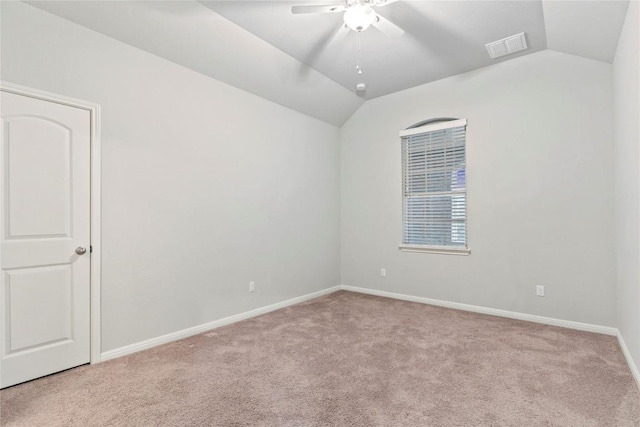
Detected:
left=341, top=49, right=616, bottom=327
left=23, top=1, right=363, bottom=127
left=1, top=2, right=341, bottom=352
left=614, top=1, right=640, bottom=372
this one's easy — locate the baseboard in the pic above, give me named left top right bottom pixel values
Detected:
left=100, top=286, right=341, bottom=362
left=99, top=283, right=637, bottom=391
left=617, top=331, right=640, bottom=390
left=340, top=285, right=618, bottom=336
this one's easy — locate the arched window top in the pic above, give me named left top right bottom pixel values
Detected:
left=405, top=117, right=460, bottom=131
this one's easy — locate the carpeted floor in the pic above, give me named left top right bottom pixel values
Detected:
left=1, top=290, right=639, bottom=426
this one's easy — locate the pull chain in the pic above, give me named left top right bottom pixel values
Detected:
left=356, top=31, right=363, bottom=75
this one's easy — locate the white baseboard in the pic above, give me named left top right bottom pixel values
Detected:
left=344, top=285, right=640, bottom=391
left=617, top=331, right=640, bottom=390
left=340, top=285, right=618, bottom=336
left=99, top=283, right=638, bottom=392
left=100, top=286, right=341, bottom=362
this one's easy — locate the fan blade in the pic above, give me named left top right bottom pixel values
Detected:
left=291, top=4, right=346, bottom=14
left=371, top=0, right=400, bottom=6
left=372, top=15, right=404, bottom=37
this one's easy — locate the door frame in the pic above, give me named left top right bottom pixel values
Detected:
left=1, top=81, right=102, bottom=364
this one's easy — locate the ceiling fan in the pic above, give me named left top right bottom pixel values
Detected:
left=291, top=0, right=404, bottom=36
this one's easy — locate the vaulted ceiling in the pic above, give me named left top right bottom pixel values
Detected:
left=26, top=1, right=630, bottom=126
left=204, top=1, right=549, bottom=100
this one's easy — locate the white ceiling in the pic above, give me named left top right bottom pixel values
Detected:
left=24, top=1, right=630, bottom=126
left=24, top=0, right=364, bottom=126
left=204, top=1, right=549, bottom=99
left=542, top=1, right=630, bottom=63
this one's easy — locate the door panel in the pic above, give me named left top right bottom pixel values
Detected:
left=6, top=265, right=72, bottom=353
left=0, top=90, right=91, bottom=388
left=5, top=117, right=72, bottom=238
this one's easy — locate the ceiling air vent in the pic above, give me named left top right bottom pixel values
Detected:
left=485, top=32, right=528, bottom=59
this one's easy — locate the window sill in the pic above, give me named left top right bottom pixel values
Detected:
left=399, top=245, right=471, bottom=255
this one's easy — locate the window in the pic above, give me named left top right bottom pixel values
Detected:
left=400, top=118, right=469, bottom=255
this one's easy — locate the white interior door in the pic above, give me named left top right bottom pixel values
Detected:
left=0, top=90, right=91, bottom=388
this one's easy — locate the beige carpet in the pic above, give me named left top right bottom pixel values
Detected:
left=1, top=290, right=639, bottom=426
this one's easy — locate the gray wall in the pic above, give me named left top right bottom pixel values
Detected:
left=1, top=2, right=341, bottom=352
left=340, top=50, right=616, bottom=327
left=2, top=1, right=631, bottom=358
left=614, top=2, right=640, bottom=371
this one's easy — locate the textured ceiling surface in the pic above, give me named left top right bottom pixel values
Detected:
left=22, top=0, right=630, bottom=126
left=203, top=1, right=549, bottom=99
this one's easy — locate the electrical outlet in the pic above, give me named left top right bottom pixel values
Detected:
left=381, top=268, right=386, bottom=277
left=536, top=285, right=544, bottom=297
left=249, top=281, right=255, bottom=293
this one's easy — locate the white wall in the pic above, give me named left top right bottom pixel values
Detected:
left=614, top=1, right=640, bottom=371
left=1, top=1, right=629, bottom=358
left=1, top=2, right=341, bottom=352
left=341, top=50, right=616, bottom=327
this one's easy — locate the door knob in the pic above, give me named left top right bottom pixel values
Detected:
left=75, top=246, right=87, bottom=255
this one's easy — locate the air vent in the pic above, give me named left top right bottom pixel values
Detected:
left=485, top=33, right=528, bottom=59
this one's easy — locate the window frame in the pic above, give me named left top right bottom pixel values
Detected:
left=398, top=118, right=470, bottom=255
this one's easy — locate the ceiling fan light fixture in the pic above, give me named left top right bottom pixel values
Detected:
left=343, top=4, right=377, bottom=32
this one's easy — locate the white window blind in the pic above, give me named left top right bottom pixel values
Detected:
left=400, top=119, right=468, bottom=254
